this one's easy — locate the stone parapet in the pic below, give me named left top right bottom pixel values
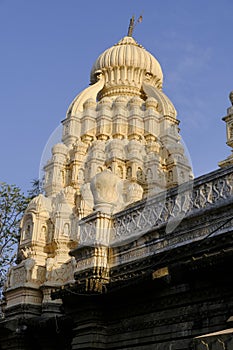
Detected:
left=77, top=165, right=233, bottom=249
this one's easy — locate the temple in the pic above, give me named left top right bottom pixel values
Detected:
left=1, top=29, right=233, bottom=350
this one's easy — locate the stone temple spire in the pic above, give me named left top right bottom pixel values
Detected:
left=2, top=33, right=193, bottom=312
left=219, top=91, right=233, bottom=168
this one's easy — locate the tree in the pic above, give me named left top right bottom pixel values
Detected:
left=27, top=178, right=43, bottom=199
left=0, top=182, right=30, bottom=291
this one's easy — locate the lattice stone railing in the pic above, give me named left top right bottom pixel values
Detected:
left=78, top=166, right=233, bottom=248
left=111, top=166, right=233, bottom=244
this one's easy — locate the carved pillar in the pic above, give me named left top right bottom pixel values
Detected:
left=80, top=98, right=96, bottom=144
left=128, top=96, right=144, bottom=141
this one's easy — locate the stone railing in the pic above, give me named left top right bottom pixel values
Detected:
left=78, top=166, right=233, bottom=248
left=111, top=165, right=233, bottom=245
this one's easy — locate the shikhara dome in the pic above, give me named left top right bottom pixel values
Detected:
left=3, top=31, right=193, bottom=323
left=67, top=35, right=172, bottom=117
left=90, top=36, right=163, bottom=97
left=2, top=15, right=233, bottom=350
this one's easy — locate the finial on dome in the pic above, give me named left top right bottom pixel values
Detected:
left=229, top=91, right=233, bottom=106
left=127, top=14, right=143, bottom=37
left=127, top=15, right=135, bottom=37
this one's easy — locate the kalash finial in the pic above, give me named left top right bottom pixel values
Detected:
left=127, top=14, right=143, bottom=37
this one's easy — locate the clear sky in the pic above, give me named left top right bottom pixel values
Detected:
left=0, top=0, right=232, bottom=193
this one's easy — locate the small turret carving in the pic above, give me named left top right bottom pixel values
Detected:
left=219, top=90, right=233, bottom=167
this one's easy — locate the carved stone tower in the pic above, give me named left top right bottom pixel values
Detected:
left=2, top=35, right=193, bottom=316
left=219, top=91, right=233, bottom=168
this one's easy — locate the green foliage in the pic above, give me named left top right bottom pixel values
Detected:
left=27, top=178, right=43, bottom=199
left=0, top=182, right=30, bottom=289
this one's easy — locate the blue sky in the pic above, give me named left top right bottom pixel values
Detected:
left=0, top=0, right=233, bottom=193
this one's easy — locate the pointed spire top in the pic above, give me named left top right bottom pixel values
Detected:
left=127, top=15, right=135, bottom=37
left=127, top=14, right=143, bottom=37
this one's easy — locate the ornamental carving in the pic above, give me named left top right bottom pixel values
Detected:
left=111, top=171, right=233, bottom=244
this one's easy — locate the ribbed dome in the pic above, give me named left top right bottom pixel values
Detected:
left=90, top=36, right=163, bottom=98
left=52, top=143, right=68, bottom=155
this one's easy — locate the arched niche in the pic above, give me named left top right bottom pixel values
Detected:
left=21, top=214, right=34, bottom=243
